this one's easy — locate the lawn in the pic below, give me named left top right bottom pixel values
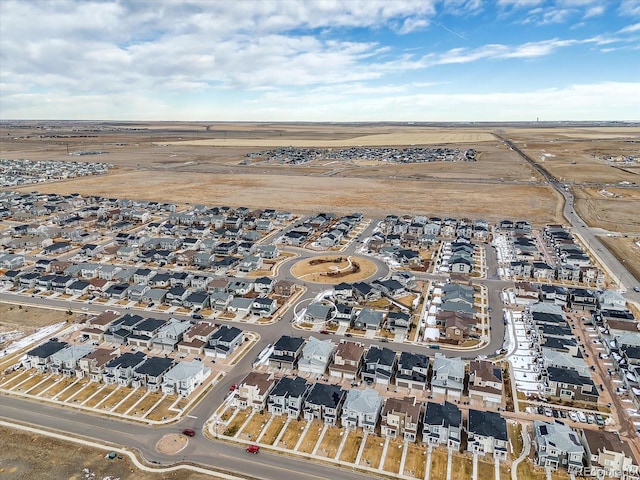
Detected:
left=112, top=389, right=147, bottom=415
left=24, top=375, right=57, bottom=395
left=56, top=378, right=90, bottom=402
left=259, top=415, right=287, bottom=445
left=454, top=453, right=474, bottom=479
left=360, top=434, right=385, bottom=469
left=72, top=381, right=102, bottom=404
left=130, top=391, right=163, bottom=416
left=145, top=395, right=176, bottom=421
left=316, top=426, right=344, bottom=458
left=297, top=421, right=324, bottom=454
left=509, top=422, right=523, bottom=458
left=277, top=419, right=306, bottom=450
left=0, top=369, right=31, bottom=390
left=402, top=442, right=427, bottom=478
left=83, top=384, right=119, bottom=408
left=240, top=411, right=270, bottom=441
left=430, top=449, right=448, bottom=480
left=41, top=376, right=77, bottom=399
left=99, top=386, right=133, bottom=410
left=382, top=438, right=405, bottom=474
left=478, top=458, right=495, bottom=479
left=223, top=409, right=251, bottom=437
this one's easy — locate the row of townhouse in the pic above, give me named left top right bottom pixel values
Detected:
left=266, top=336, right=503, bottom=404
left=80, top=312, right=246, bottom=359
left=238, top=371, right=508, bottom=457
left=523, top=303, right=599, bottom=404
left=315, top=213, right=364, bottom=248
left=22, top=340, right=210, bottom=397
left=378, top=215, right=491, bottom=242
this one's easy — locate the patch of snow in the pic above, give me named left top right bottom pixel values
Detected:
left=0, top=322, right=66, bottom=357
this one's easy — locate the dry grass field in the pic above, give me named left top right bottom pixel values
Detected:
left=0, top=426, right=217, bottom=480
left=41, top=376, right=76, bottom=399
left=598, top=236, right=640, bottom=282
left=360, top=434, right=385, bottom=468
left=315, top=426, right=344, bottom=458
left=573, top=188, right=640, bottom=232
left=0, top=303, right=71, bottom=346
left=259, top=414, right=287, bottom=445
left=223, top=409, right=250, bottom=436
left=239, top=411, right=270, bottom=440
left=55, top=378, right=90, bottom=402
left=430, top=449, right=448, bottom=479
left=144, top=395, right=177, bottom=421
left=338, top=429, right=364, bottom=463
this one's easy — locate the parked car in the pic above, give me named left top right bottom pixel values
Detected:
left=577, top=411, right=587, bottom=423
left=552, top=409, right=559, bottom=418
left=559, top=410, right=567, bottom=419
left=587, top=414, right=596, bottom=424
left=182, top=429, right=195, bottom=437
left=537, top=406, right=544, bottom=415
left=192, top=313, right=203, bottom=319
left=568, top=411, right=578, bottom=422
left=246, top=445, right=259, bottom=454
left=544, top=407, right=553, bottom=417
left=319, top=330, right=330, bottom=335
left=595, top=414, right=605, bottom=426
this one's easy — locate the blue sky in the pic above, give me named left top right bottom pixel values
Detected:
left=1, top=0, right=639, bottom=121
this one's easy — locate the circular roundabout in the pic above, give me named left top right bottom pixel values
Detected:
left=156, top=433, right=189, bottom=455
left=289, top=255, right=378, bottom=284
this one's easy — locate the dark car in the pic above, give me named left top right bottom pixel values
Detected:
left=182, top=429, right=196, bottom=437
left=345, top=333, right=353, bottom=337
left=192, top=313, right=204, bottom=319
left=552, top=410, right=559, bottom=418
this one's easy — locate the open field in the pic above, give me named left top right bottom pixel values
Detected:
left=145, top=395, right=178, bottom=421
left=223, top=409, right=250, bottom=436
left=55, top=378, right=90, bottom=402
left=598, top=236, right=640, bottom=282
left=430, top=449, right=448, bottom=479
left=0, top=425, right=217, bottom=480
left=574, top=187, right=640, bottom=232
left=0, top=303, right=72, bottom=345
left=21, top=169, right=563, bottom=224
left=239, top=411, right=269, bottom=440
left=41, top=376, right=77, bottom=399
left=162, top=130, right=497, bottom=147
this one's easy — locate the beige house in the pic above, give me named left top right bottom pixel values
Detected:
left=468, top=360, right=503, bottom=406
left=328, top=341, right=365, bottom=379
left=237, top=371, right=276, bottom=411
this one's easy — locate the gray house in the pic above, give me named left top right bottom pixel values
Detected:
left=340, top=388, right=383, bottom=432
left=423, top=401, right=462, bottom=451
left=267, top=376, right=311, bottom=419
left=362, top=345, right=396, bottom=385
left=534, top=421, right=584, bottom=474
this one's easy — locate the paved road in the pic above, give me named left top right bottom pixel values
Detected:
left=0, top=397, right=370, bottom=480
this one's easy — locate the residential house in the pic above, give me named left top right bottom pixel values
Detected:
left=354, top=309, right=384, bottom=331
left=303, top=383, right=345, bottom=426
left=422, top=401, right=462, bottom=451
left=177, top=321, right=218, bottom=356
left=237, top=371, right=276, bottom=411
left=362, top=345, right=396, bottom=385
left=102, top=351, right=146, bottom=386
left=205, top=325, right=244, bottom=359
left=297, top=336, right=337, bottom=376
left=467, top=410, right=509, bottom=461
left=77, top=348, right=117, bottom=381
left=267, top=376, right=311, bottom=419
left=334, top=303, right=355, bottom=327
left=395, top=351, right=430, bottom=390
left=304, top=303, right=333, bottom=324
left=152, top=318, right=191, bottom=352
left=328, top=341, right=365, bottom=379
left=132, top=356, right=174, bottom=391
left=534, top=421, right=585, bottom=475
left=251, top=297, right=278, bottom=317
left=161, top=360, right=211, bottom=397
left=253, top=276, right=275, bottom=295
left=431, top=355, right=466, bottom=400
left=127, top=317, right=167, bottom=349
left=268, top=335, right=305, bottom=370
left=544, top=366, right=599, bottom=403
left=580, top=429, right=638, bottom=479
left=48, top=344, right=94, bottom=376
left=341, top=388, right=383, bottom=432
left=468, top=360, right=503, bottom=406
left=381, top=396, right=421, bottom=442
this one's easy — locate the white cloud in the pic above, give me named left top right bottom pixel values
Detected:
left=618, top=22, right=640, bottom=33
left=619, top=0, right=640, bottom=16
left=583, top=5, right=605, bottom=18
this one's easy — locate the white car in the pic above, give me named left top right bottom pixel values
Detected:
left=577, top=411, right=587, bottom=423
left=568, top=411, right=578, bottom=422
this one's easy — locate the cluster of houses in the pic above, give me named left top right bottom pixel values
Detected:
left=517, top=303, right=600, bottom=404
left=23, top=341, right=211, bottom=398
left=78, top=311, right=245, bottom=359
left=0, top=159, right=109, bottom=187
left=505, top=224, right=604, bottom=286
left=237, top=369, right=507, bottom=459
left=244, top=146, right=476, bottom=165
left=277, top=212, right=364, bottom=248
left=430, top=282, right=481, bottom=345
left=591, top=290, right=640, bottom=411
left=264, top=336, right=502, bottom=405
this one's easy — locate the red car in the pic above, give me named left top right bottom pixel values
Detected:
left=229, top=384, right=238, bottom=392
left=182, top=429, right=196, bottom=437
left=319, top=330, right=330, bottom=335
left=246, top=445, right=260, bottom=454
